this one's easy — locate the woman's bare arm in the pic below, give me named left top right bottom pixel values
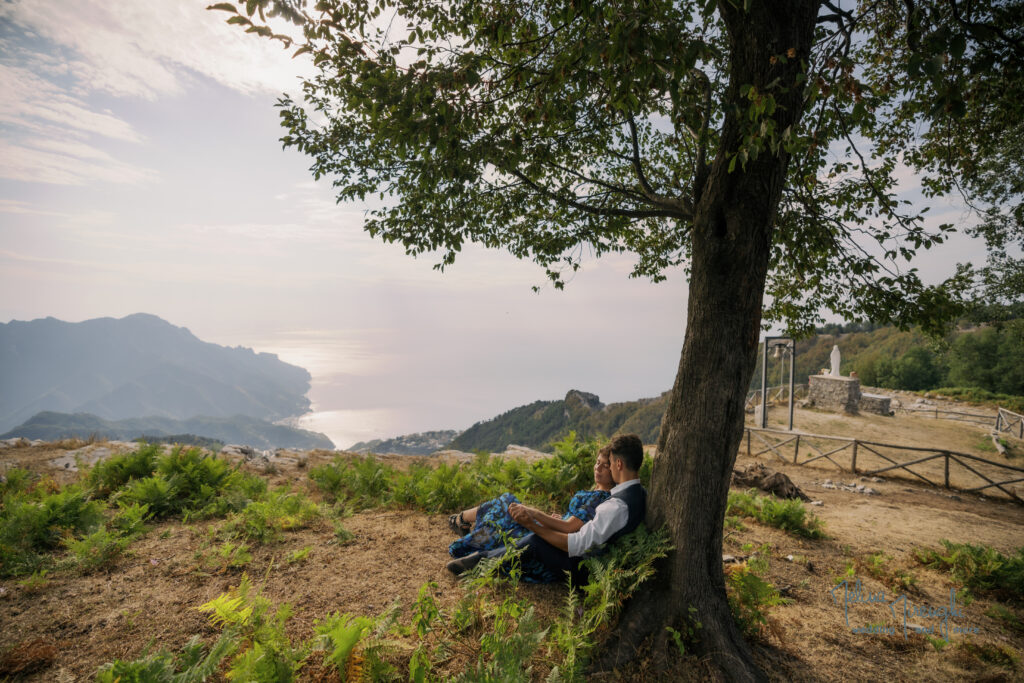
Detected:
left=509, top=503, right=583, bottom=533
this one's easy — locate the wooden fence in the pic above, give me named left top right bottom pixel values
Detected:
left=893, top=405, right=995, bottom=425
left=745, top=384, right=808, bottom=411
left=743, top=427, right=1024, bottom=504
left=995, top=407, right=1024, bottom=440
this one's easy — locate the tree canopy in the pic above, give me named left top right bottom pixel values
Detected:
left=215, top=0, right=1020, bottom=338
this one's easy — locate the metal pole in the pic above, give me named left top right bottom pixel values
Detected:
left=760, top=340, right=769, bottom=429
left=788, top=341, right=796, bottom=431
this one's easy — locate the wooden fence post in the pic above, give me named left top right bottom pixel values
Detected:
left=794, top=434, right=801, bottom=463
left=851, top=440, right=858, bottom=473
left=944, top=452, right=950, bottom=488
left=746, top=429, right=751, bottom=456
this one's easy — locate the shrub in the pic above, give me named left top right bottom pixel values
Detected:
left=222, top=488, right=320, bottom=544
left=95, top=633, right=238, bottom=683
left=929, top=387, right=1024, bottom=414
left=118, top=476, right=176, bottom=519
left=85, top=444, right=160, bottom=497
left=309, top=456, right=397, bottom=508
left=725, top=545, right=790, bottom=639
left=0, top=468, right=36, bottom=503
left=0, top=485, right=105, bottom=577
left=915, top=540, right=1024, bottom=601
left=315, top=612, right=375, bottom=679
left=413, top=462, right=490, bottom=513
left=455, top=599, right=546, bottom=683
left=198, top=574, right=308, bottom=682
left=521, top=432, right=599, bottom=509
left=197, top=541, right=253, bottom=573
left=548, top=524, right=672, bottom=681
left=63, top=527, right=129, bottom=573
left=156, top=447, right=234, bottom=512
left=114, top=448, right=264, bottom=522
left=727, top=489, right=826, bottom=538
left=110, top=503, right=150, bottom=539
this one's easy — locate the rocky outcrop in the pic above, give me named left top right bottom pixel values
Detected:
left=348, top=430, right=461, bottom=455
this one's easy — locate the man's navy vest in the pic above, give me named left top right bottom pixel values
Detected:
left=606, top=481, right=647, bottom=545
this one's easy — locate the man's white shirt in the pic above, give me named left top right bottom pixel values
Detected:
left=566, top=479, right=641, bottom=558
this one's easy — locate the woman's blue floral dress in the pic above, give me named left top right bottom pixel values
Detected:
left=448, top=489, right=611, bottom=583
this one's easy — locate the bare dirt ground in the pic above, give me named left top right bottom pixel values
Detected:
left=1, top=404, right=1023, bottom=682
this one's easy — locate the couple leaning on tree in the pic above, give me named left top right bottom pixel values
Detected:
left=445, top=434, right=646, bottom=583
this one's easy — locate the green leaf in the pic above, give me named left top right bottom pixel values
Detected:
left=207, top=3, right=238, bottom=12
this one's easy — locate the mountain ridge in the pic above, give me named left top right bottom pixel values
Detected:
left=0, top=411, right=333, bottom=450
left=0, top=313, right=312, bottom=433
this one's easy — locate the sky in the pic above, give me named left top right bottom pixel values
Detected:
left=0, top=1, right=989, bottom=449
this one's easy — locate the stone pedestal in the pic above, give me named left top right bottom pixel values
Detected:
left=859, top=393, right=892, bottom=415
left=808, top=374, right=861, bottom=414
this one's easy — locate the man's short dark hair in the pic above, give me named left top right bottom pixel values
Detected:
left=608, top=434, right=644, bottom=472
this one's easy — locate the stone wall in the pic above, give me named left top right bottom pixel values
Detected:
left=859, top=393, right=893, bottom=416
left=808, top=374, right=861, bottom=414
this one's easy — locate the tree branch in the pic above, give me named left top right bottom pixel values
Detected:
left=505, top=168, right=683, bottom=220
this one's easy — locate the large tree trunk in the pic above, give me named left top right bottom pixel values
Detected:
left=596, top=2, right=819, bottom=680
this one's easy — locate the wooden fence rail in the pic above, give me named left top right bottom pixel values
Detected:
left=996, top=407, right=1024, bottom=440
left=744, top=384, right=808, bottom=410
left=894, top=406, right=995, bottom=425
left=743, top=426, right=1024, bottom=504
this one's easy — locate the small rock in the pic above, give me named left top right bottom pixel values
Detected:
left=870, top=476, right=884, bottom=483
left=864, top=487, right=878, bottom=495
left=823, top=479, right=833, bottom=485
left=822, top=483, right=836, bottom=490
left=785, top=555, right=794, bottom=562
left=809, top=500, right=823, bottom=506
left=856, top=485, right=865, bottom=492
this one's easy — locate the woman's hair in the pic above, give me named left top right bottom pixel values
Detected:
left=608, top=434, right=644, bottom=472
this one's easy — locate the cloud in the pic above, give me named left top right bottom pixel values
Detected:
left=0, top=140, right=158, bottom=185
left=0, top=64, right=144, bottom=142
left=1, top=0, right=311, bottom=100
left=0, top=0, right=313, bottom=186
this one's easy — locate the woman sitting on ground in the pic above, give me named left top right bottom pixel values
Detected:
left=447, top=448, right=615, bottom=582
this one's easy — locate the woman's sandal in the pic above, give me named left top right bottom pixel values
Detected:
left=448, top=512, right=472, bottom=534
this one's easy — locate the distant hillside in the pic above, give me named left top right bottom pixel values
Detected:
left=0, top=314, right=312, bottom=432
left=448, top=390, right=668, bottom=453
left=752, top=321, right=1024, bottom=396
left=349, top=430, right=462, bottom=455
left=0, top=412, right=334, bottom=450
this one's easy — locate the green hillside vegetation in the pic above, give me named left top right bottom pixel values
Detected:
left=756, top=320, right=1024, bottom=402
left=452, top=320, right=1024, bottom=455
left=448, top=391, right=668, bottom=453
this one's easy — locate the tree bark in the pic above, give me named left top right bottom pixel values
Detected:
left=596, top=2, right=820, bottom=680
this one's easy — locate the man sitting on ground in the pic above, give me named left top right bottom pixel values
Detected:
left=446, top=433, right=647, bottom=582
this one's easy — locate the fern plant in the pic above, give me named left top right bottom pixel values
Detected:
left=198, top=574, right=308, bottom=681
left=95, top=633, right=238, bottom=683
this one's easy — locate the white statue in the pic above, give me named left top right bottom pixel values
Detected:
left=830, top=344, right=841, bottom=376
